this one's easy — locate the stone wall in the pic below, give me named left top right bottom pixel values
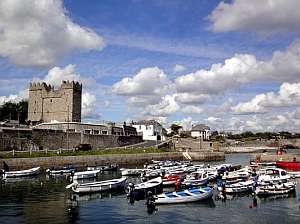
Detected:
left=0, top=152, right=225, bottom=170
left=0, top=128, right=143, bottom=151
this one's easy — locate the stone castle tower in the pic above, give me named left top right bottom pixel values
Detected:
left=28, top=81, right=82, bottom=123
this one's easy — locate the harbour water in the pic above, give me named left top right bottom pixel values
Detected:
left=1, top=152, right=300, bottom=224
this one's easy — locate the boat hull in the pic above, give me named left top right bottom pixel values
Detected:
left=154, top=186, right=214, bottom=204
left=3, top=167, right=41, bottom=178
left=71, top=177, right=127, bottom=194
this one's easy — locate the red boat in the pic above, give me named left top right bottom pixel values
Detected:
left=275, top=161, right=300, bottom=171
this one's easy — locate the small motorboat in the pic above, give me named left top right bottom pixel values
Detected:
left=162, top=173, right=186, bottom=186
left=68, top=170, right=101, bottom=181
left=46, top=164, right=77, bottom=175
left=182, top=170, right=209, bottom=188
left=275, top=161, right=300, bottom=170
left=254, top=181, right=297, bottom=196
left=1, top=161, right=40, bottom=179
left=85, top=163, right=118, bottom=171
left=120, top=168, right=146, bottom=176
left=257, top=167, right=291, bottom=184
left=126, top=176, right=163, bottom=200
left=66, top=177, right=127, bottom=194
left=154, top=186, right=214, bottom=204
left=217, top=179, right=255, bottom=194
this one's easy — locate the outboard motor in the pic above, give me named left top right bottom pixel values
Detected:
left=146, top=191, right=156, bottom=214
left=126, top=182, right=135, bottom=204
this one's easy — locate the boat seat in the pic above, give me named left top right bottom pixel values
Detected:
left=188, top=189, right=201, bottom=194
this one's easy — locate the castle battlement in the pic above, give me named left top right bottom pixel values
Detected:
left=28, top=80, right=82, bottom=123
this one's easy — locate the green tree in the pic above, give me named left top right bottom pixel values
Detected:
left=0, top=100, right=28, bottom=124
left=170, top=123, right=182, bottom=135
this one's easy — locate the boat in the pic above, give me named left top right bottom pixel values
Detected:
left=68, top=170, right=101, bottom=181
left=120, top=168, right=146, bottom=176
left=181, top=170, right=209, bottom=188
left=85, top=163, right=118, bottom=171
left=46, top=164, right=77, bottom=175
left=154, top=186, right=214, bottom=204
left=162, top=173, right=186, bottom=186
left=126, top=177, right=163, bottom=200
left=66, top=177, right=127, bottom=194
left=254, top=181, right=297, bottom=196
left=1, top=161, right=40, bottom=179
left=275, top=161, right=300, bottom=170
left=217, top=179, right=255, bottom=194
left=257, top=167, right=290, bottom=184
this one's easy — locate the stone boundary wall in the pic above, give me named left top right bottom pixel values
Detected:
left=0, top=152, right=225, bottom=170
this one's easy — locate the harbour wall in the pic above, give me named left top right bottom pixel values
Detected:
left=0, top=152, right=225, bottom=170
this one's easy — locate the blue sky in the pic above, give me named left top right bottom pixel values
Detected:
left=1, top=0, right=300, bottom=134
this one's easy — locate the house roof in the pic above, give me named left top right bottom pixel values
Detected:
left=132, top=120, right=161, bottom=126
left=191, top=124, right=210, bottom=131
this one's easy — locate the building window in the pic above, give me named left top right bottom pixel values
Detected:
left=84, top=130, right=91, bottom=134
left=68, top=129, right=75, bottom=133
left=93, top=130, right=100, bottom=135
left=102, top=130, right=108, bottom=135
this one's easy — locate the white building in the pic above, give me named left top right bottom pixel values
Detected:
left=191, top=124, right=210, bottom=140
left=132, top=120, right=165, bottom=141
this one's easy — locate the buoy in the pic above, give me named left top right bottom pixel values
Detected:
left=249, top=204, right=253, bottom=209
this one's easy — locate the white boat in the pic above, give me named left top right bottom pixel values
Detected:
left=182, top=170, right=209, bottom=187
left=217, top=180, right=255, bottom=194
left=66, top=177, right=127, bottom=194
left=254, top=181, right=296, bottom=196
left=120, top=168, right=146, bottom=176
left=2, top=166, right=41, bottom=179
left=257, top=167, right=290, bottom=184
left=46, top=164, right=77, bottom=175
left=68, top=170, right=101, bottom=180
left=126, top=177, right=163, bottom=199
left=154, top=186, right=214, bottom=204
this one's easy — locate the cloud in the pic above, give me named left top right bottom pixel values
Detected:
left=109, top=67, right=172, bottom=106
left=31, top=64, right=96, bottom=88
left=0, top=0, right=105, bottom=69
left=174, top=39, right=300, bottom=105
left=208, top=0, right=300, bottom=34
left=182, top=105, right=204, bottom=115
left=82, top=92, right=100, bottom=119
left=229, top=82, right=300, bottom=114
left=173, top=64, right=186, bottom=73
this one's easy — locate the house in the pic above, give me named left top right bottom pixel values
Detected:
left=191, top=124, right=210, bottom=140
left=131, top=120, right=165, bottom=141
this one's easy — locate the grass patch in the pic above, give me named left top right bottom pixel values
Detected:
left=0, top=147, right=175, bottom=159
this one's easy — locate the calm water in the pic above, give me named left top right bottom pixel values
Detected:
left=1, top=153, right=300, bottom=224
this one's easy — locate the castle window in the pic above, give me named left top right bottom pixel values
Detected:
left=93, top=130, right=100, bottom=135
left=50, top=99, right=52, bottom=103
left=102, top=130, right=108, bottom=135
left=84, top=129, right=91, bottom=134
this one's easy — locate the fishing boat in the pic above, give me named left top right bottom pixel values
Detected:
left=126, top=177, right=163, bottom=200
left=275, top=161, right=300, bottom=170
left=120, top=168, right=146, bottom=176
left=46, top=164, right=77, bottom=175
left=2, top=166, right=41, bottom=179
left=257, top=167, right=290, bottom=184
left=1, top=161, right=40, bottom=179
left=154, top=186, right=214, bottom=204
left=181, top=170, right=209, bottom=188
left=85, top=163, right=118, bottom=171
left=68, top=170, right=101, bottom=181
left=254, top=181, right=297, bottom=196
left=217, top=179, right=255, bottom=194
left=66, top=177, right=127, bottom=194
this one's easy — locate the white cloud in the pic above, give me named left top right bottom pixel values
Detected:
left=109, top=67, right=172, bottom=106
left=208, top=0, right=300, bottom=34
left=229, top=82, right=300, bottom=115
left=182, top=105, right=204, bottom=115
left=0, top=89, right=28, bottom=105
left=0, top=0, right=105, bottom=69
left=31, top=64, right=95, bottom=89
left=174, top=39, right=300, bottom=105
left=82, top=92, right=99, bottom=119
left=173, top=64, right=186, bottom=73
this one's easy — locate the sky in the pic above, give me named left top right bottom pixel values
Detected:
left=0, top=0, right=300, bottom=134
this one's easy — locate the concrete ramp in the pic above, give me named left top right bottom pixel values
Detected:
left=183, top=152, right=192, bottom=160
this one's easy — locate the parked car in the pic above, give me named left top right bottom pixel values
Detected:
left=73, top=144, right=92, bottom=151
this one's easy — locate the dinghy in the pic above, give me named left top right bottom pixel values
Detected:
left=154, top=186, right=213, bottom=204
